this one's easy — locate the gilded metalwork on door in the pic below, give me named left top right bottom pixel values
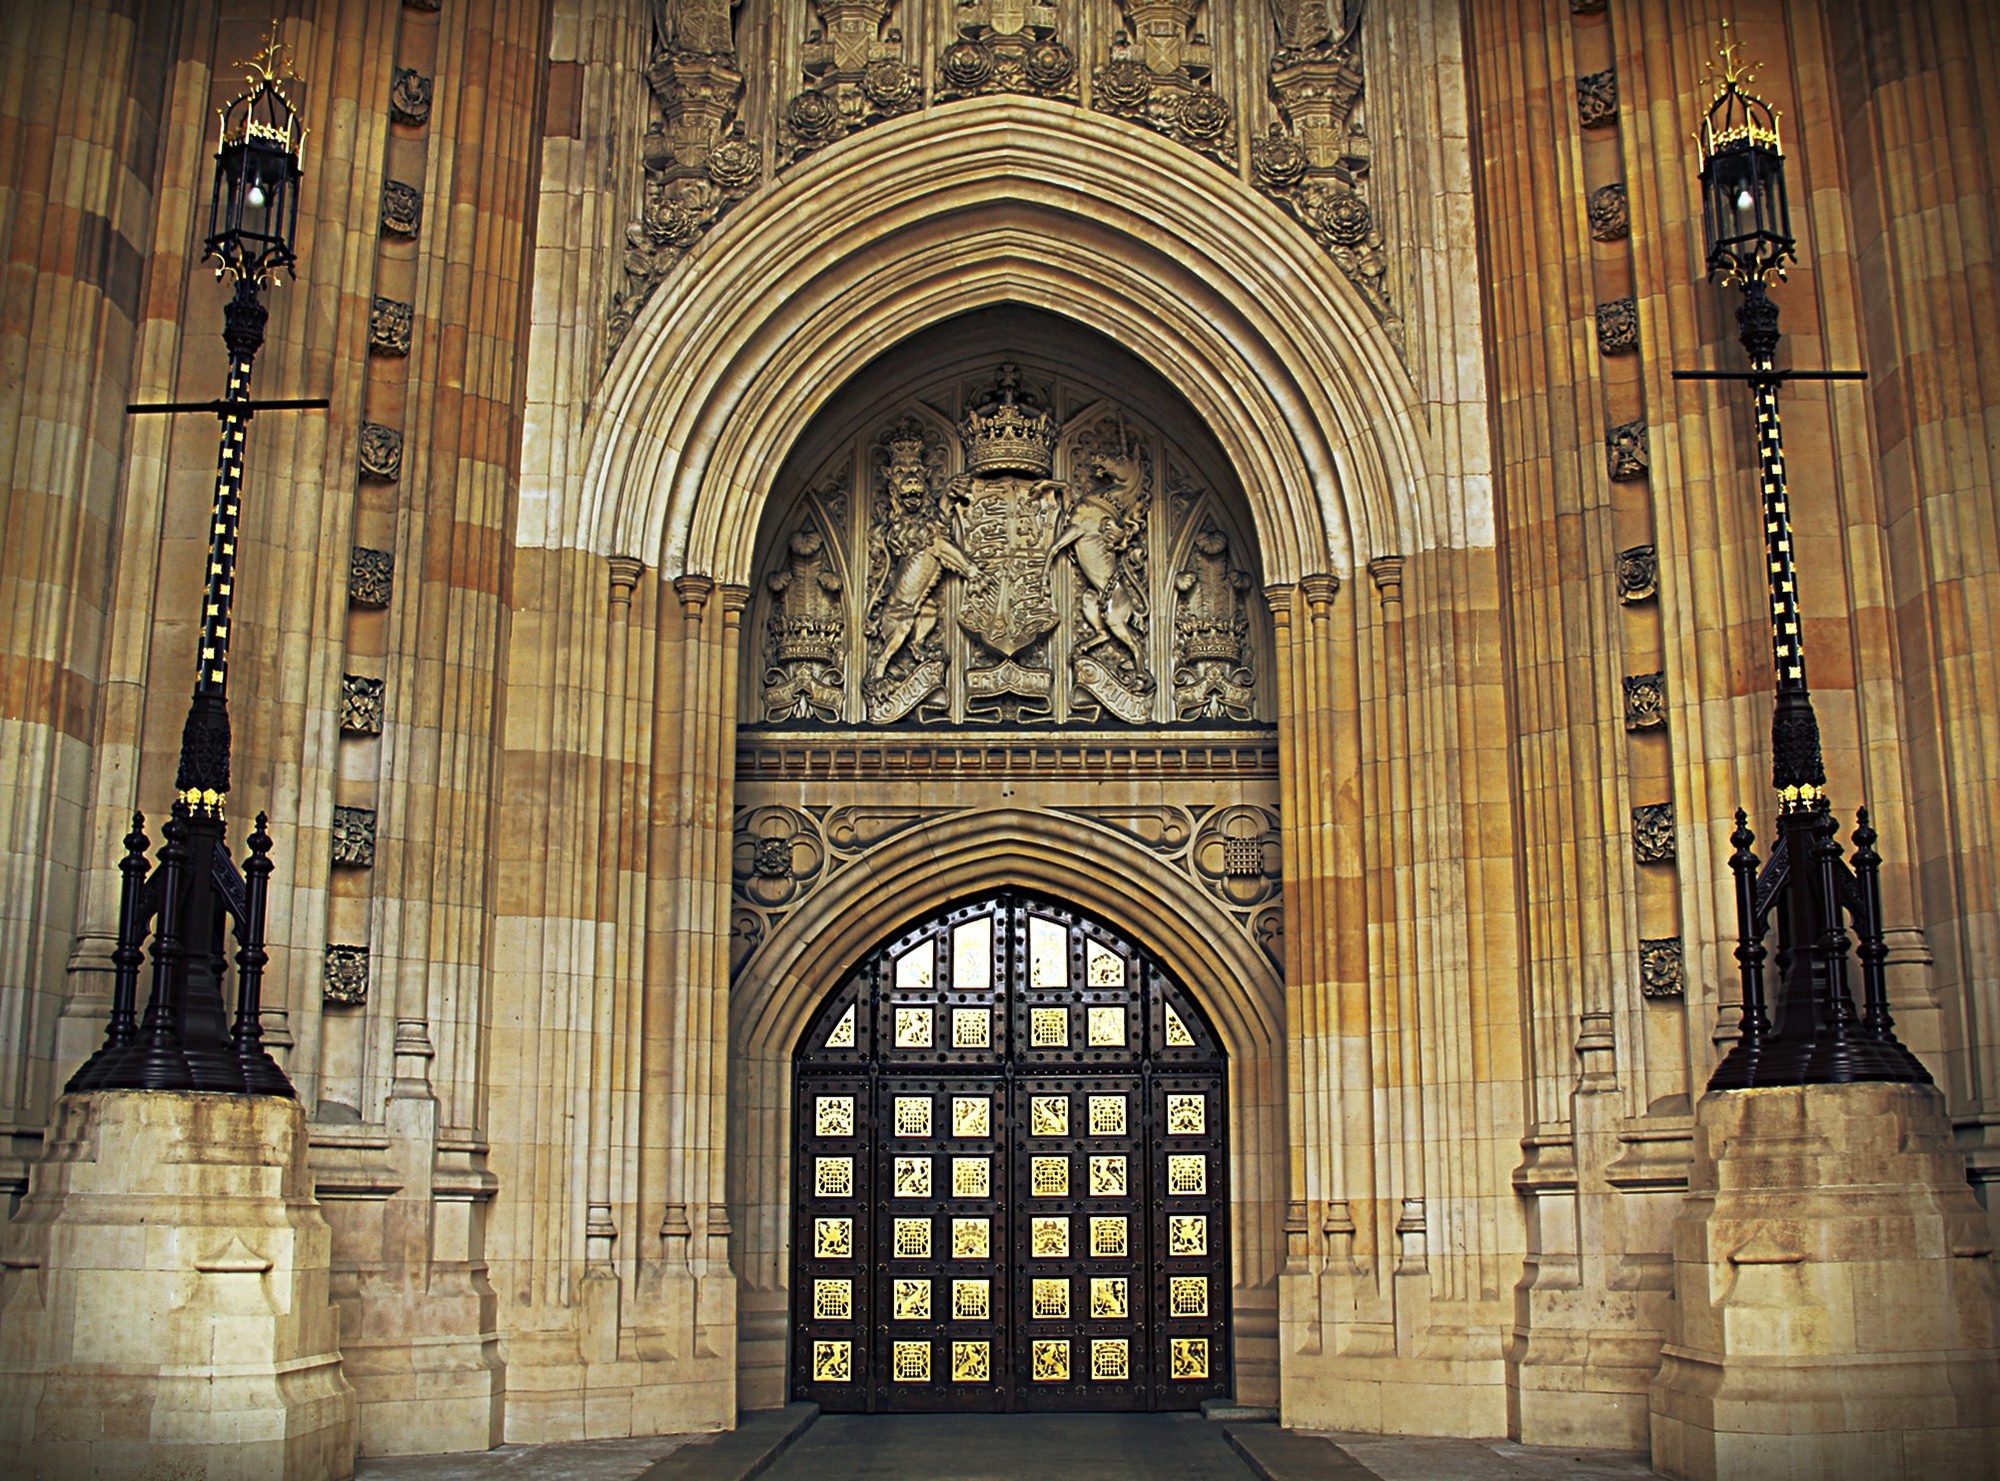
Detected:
left=790, top=893, right=1230, bottom=1412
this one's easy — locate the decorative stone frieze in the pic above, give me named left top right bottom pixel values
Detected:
left=608, top=7, right=761, bottom=355
left=1607, top=418, right=1648, bottom=481
left=390, top=68, right=433, bottom=127
left=762, top=521, right=845, bottom=722
left=358, top=422, right=403, bottom=482
left=349, top=547, right=395, bottom=609
left=780, top=1, right=919, bottom=166
left=369, top=297, right=413, bottom=356
left=324, top=943, right=370, bottom=1005
left=937, top=0, right=1076, bottom=102
left=1638, top=936, right=1684, bottom=998
left=1249, top=8, right=1399, bottom=337
left=1092, top=2, right=1233, bottom=167
left=1589, top=182, right=1630, bottom=241
left=1174, top=522, right=1256, bottom=721
left=380, top=180, right=422, bottom=237
left=750, top=364, right=1267, bottom=728
left=1632, top=801, right=1675, bottom=864
left=1578, top=68, right=1617, bottom=128
left=1617, top=543, right=1658, bottom=603
left=1623, top=671, right=1666, bottom=731
left=341, top=674, right=385, bottom=734
left=1596, top=296, right=1638, bottom=355
left=331, top=805, right=378, bottom=867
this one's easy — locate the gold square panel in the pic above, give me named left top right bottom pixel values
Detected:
left=892, top=1278, right=931, bottom=1321
left=1030, top=1007, right=1068, bottom=1048
left=1031, top=1339, right=1070, bottom=1382
left=815, top=1096, right=854, bottom=1138
left=1089, top=1215, right=1128, bottom=1258
left=1089, top=1155, right=1127, bottom=1197
left=1031, top=1095, right=1068, bottom=1136
left=952, top=1097, right=990, bottom=1138
left=894, top=1007, right=933, bottom=1048
left=1167, top=1153, right=1207, bottom=1196
left=892, top=1340, right=930, bottom=1383
left=1170, top=1274, right=1208, bottom=1318
left=894, top=1156, right=932, bottom=1198
left=1032, top=1277, right=1069, bottom=1319
left=812, top=1340, right=851, bottom=1383
left=1166, top=1093, right=1205, bottom=1135
left=814, top=1278, right=852, bottom=1321
left=1087, top=1006, right=1125, bottom=1046
left=951, top=1340, right=990, bottom=1382
left=815, top=1156, right=854, bottom=1198
left=952, top=1278, right=990, bottom=1321
left=1091, top=1338, right=1130, bottom=1382
left=1171, top=1336, right=1210, bottom=1380
left=893, top=1217, right=931, bottom=1259
left=1088, top=1095, right=1126, bottom=1137
left=1086, top=940, right=1125, bottom=986
left=1169, top=1214, right=1208, bottom=1256
left=1164, top=1004, right=1196, bottom=1047
left=894, top=939, right=934, bottom=989
left=1028, top=918, right=1067, bottom=987
left=824, top=1003, right=856, bottom=1049
left=953, top=916, right=993, bottom=990
left=1090, top=1276, right=1128, bottom=1320
left=814, top=1217, right=852, bottom=1259
left=951, top=1008, right=990, bottom=1049
left=952, top=1156, right=990, bottom=1199
left=894, top=1096, right=931, bottom=1138
left=1031, top=1216, right=1069, bottom=1259
left=1031, top=1155, right=1068, bottom=1198
left=952, top=1217, right=990, bottom=1259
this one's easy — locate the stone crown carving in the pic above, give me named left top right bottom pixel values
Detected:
left=960, top=366, right=1060, bottom=476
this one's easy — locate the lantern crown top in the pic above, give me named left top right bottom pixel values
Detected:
left=217, top=33, right=304, bottom=158
left=1698, top=21, right=1783, bottom=164
left=205, top=27, right=306, bottom=285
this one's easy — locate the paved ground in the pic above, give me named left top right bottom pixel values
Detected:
left=761, top=1412, right=1256, bottom=1480
left=352, top=1416, right=1662, bottom=1481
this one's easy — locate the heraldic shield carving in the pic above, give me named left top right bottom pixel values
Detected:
left=747, top=359, right=1271, bottom=728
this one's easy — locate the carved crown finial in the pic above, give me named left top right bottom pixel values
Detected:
left=959, top=363, right=1059, bottom=477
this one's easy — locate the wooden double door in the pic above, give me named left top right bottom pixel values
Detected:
left=790, top=893, right=1230, bottom=1412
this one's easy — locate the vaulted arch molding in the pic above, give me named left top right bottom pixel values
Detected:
left=579, top=96, right=1437, bottom=583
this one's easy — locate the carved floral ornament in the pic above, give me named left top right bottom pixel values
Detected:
left=745, top=365, right=1270, bottom=729
left=607, top=2, right=1403, bottom=355
left=727, top=803, right=1282, bottom=979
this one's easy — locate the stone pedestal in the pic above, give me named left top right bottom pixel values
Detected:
left=0, top=1091, right=357, bottom=1479
left=1649, top=1083, right=2000, bottom=1481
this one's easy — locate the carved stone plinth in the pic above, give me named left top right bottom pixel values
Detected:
left=1649, top=1084, right=2000, bottom=1481
left=0, top=1091, right=356, bottom=1479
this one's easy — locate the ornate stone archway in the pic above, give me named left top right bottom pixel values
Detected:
left=726, top=809, right=1286, bottom=1408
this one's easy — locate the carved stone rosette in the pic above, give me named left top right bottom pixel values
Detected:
left=608, top=8, right=762, bottom=356
left=1638, top=936, right=1685, bottom=999
left=1092, top=2, right=1233, bottom=167
left=1249, top=6, right=1400, bottom=336
left=1623, top=671, right=1666, bottom=731
left=937, top=0, right=1077, bottom=102
left=781, top=1, right=920, bottom=167
left=1632, top=801, right=1675, bottom=864
left=1617, top=543, right=1658, bottom=603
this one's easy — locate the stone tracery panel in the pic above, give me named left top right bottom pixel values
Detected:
left=744, top=361, right=1271, bottom=729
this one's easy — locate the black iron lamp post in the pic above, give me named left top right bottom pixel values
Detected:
left=1677, top=28, right=1928, bottom=1089
left=67, top=37, right=319, bottom=1098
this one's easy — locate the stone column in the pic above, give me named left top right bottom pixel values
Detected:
left=0, top=1091, right=356, bottom=1479
left=1649, top=1083, right=2000, bottom=1480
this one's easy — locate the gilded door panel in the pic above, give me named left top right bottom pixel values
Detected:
left=789, top=892, right=1229, bottom=1413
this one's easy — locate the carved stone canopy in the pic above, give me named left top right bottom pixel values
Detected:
left=742, top=327, right=1272, bottom=730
